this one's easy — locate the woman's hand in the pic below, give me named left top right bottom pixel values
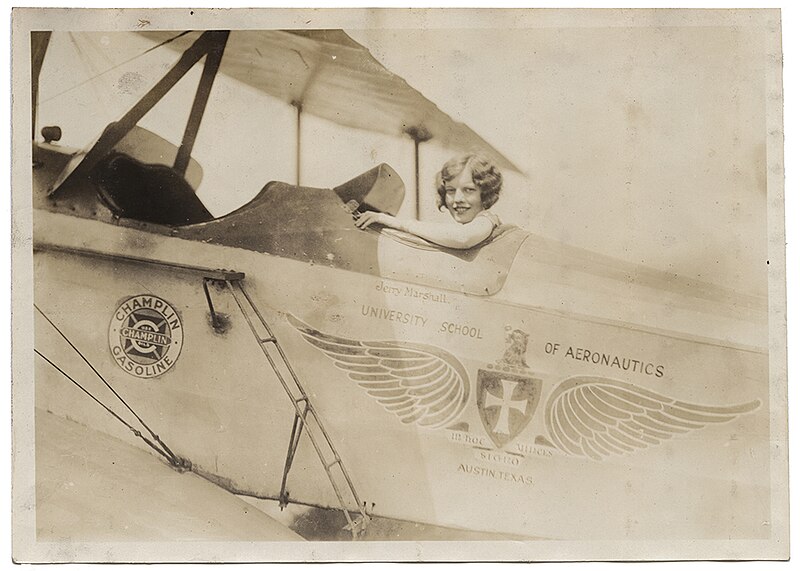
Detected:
left=354, top=211, right=396, bottom=230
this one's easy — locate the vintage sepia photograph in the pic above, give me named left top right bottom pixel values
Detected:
left=10, top=7, right=788, bottom=562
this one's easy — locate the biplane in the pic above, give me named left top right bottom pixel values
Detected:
left=29, top=28, right=770, bottom=542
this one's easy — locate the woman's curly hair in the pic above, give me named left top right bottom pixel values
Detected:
left=435, top=154, right=503, bottom=211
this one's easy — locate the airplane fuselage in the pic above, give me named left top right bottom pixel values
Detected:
left=32, top=141, right=770, bottom=540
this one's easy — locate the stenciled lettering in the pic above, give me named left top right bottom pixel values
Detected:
left=474, top=449, right=523, bottom=467
left=514, top=441, right=554, bottom=458
left=438, top=321, right=483, bottom=339
left=360, top=304, right=428, bottom=328
left=448, top=430, right=490, bottom=448
left=545, top=341, right=666, bottom=379
left=456, top=463, right=534, bottom=486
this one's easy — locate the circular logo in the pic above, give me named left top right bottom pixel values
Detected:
left=109, top=295, right=183, bottom=378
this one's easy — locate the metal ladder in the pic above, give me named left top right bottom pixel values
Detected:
left=205, top=276, right=370, bottom=538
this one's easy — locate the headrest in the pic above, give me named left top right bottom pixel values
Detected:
left=333, top=163, right=405, bottom=215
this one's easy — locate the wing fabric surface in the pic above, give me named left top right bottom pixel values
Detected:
left=135, top=30, right=522, bottom=174
left=545, top=376, right=760, bottom=461
left=288, top=315, right=469, bottom=429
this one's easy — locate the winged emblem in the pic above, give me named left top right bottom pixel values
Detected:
left=287, top=315, right=470, bottom=429
left=544, top=376, right=761, bottom=461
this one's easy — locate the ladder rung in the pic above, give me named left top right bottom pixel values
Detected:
left=230, top=280, right=367, bottom=533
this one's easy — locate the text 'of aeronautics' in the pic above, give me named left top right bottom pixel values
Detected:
left=544, top=341, right=665, bottom=378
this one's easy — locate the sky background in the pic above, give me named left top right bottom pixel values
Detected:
left=37, top=17, right=770, bottom=298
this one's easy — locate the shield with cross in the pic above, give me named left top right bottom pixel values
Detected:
left=476, top=369, right=542, bottom=448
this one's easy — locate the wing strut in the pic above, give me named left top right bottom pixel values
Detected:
left=51, top=30, right=229, bottom=194
left=31, top=31, right=52, bottom=141
left=293, top=100, right=302, bottom=186
left=174, top=31, right=229, bottom=176
left=404, top=126, right=433, bottom=220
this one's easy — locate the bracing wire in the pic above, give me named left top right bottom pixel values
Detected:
left=34, top=348, right=177, bottom=465
left=39, top=30, right=195, bottom=106
left=34, top=303, right=187, bottom=469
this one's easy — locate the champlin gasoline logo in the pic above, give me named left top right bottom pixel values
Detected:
left=109, top=294, right=183, bottom=378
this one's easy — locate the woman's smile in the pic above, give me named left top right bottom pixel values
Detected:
left=445, top=168, right=484, bottom=224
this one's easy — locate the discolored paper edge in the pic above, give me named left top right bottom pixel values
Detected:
left=9, top=6, right=789, bottom=563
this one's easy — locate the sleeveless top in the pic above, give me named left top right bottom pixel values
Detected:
left=476, top=209, right=502, bottom=228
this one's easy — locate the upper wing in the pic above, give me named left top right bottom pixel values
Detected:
left=287, top=315, right=470, bottom=429
left=544, top=376, right=760, bottom=461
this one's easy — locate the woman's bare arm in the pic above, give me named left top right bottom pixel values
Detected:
left=355, top=211, right=494, bottom=250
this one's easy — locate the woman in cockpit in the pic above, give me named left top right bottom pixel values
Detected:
left=354, top=154, right=503, bottom=250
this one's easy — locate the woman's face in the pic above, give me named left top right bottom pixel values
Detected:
left=444, top=167, right=484, bottom=224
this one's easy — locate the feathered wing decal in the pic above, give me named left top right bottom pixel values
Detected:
left=544, top=376, right=761, bottom=461
left=287, top=315, right=470, bottom=429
